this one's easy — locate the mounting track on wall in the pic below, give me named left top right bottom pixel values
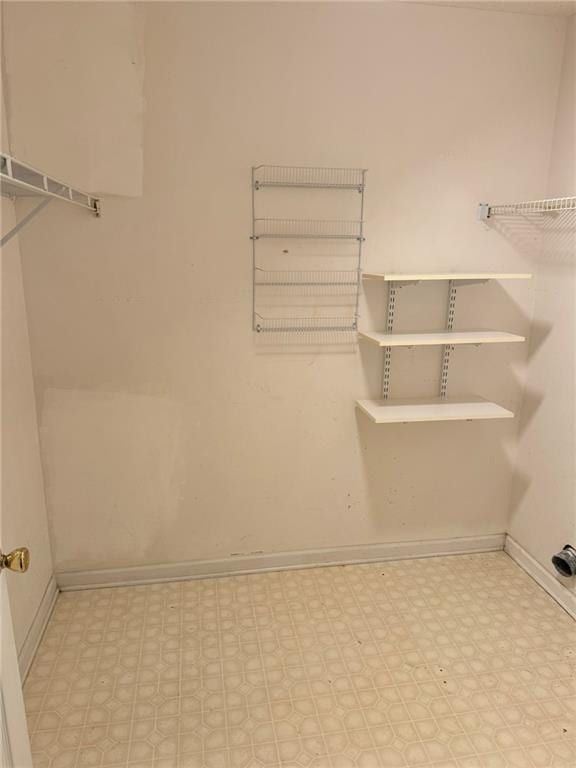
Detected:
left=0, top=152, right=100, bottom=246
left=356, top=273, right=532, bottom=424
left=251, top=165, right=366, bottom=334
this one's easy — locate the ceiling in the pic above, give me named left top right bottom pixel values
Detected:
left=423, top=1, right=576, bottom=15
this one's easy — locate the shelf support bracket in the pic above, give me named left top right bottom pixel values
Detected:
left=440, top=280, right=457, bottom=399
left=452, top=278, right=490, bottom=287
left=1, top=197, right=53, bottom=247
left=381, top=283, right=397, bottom=399
left=477, top=203, right=491, bottom=222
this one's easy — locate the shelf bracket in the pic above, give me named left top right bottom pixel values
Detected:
left=381, top=283, right=397, bottom=399
left=477, top=203, right=491, bottom=222
left=1, top=197, right=53, bottom=247
left=452, top=278, right=490, bottom=287
left=440, top=280, right=457, bottom=399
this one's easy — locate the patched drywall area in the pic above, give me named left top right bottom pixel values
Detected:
left=11, top=3, right=566, bottom=574
left=509, top=14, right=576, bottom=595
left=2, top=1, right=144, bottom=196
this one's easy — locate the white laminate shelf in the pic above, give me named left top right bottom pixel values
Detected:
left=356, top=397, right=514, bottom=424
left=358, top=330, right=525, bottom=347
left=362, top=272, right=532, bottom=282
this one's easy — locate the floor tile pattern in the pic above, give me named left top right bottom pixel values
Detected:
left=25, top=552, right=576, bottom=767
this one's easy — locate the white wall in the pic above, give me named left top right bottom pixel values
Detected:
left=1, top=11, right=56, bottom=660
left=10, top=3, right=565, bottom=575
left=509, top=14, right=576, bottom=595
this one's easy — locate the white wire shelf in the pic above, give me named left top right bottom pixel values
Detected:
left=363, top=271, right=532, bottom=283
left=356, top=397, right=514, bottom=424
left=478, top=196, right=576, bottom=221
left=255, top=269, right=359, bottom=287
left=358, top=330, right=525, bottom=347
left=255, top=315, right=357, bottom=333
left=0, top=152, right=99, bottom=213
left=253, top=165, right=366, bottom=191
left=253, top=218, right=364, bottom=240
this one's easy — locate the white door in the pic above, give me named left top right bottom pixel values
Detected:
left=1, top=549, right=33, bottom=768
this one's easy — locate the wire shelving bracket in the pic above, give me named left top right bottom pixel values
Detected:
left=1, top=152, right=100, bottom=246
left=251, top=165, right=367, bottom=334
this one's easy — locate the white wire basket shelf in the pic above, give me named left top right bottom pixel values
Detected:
left=478, top=196, right=576, bottom=220
left=253, top=218, right=364, bottom=240
left=253, top=165, right=366, bottom=191
left=254, top=314, right=357, bottom=333
left=255, top=269, right=359, bottom=287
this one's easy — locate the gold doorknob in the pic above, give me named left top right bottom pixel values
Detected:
left=0, top=547, right=30, bottom=573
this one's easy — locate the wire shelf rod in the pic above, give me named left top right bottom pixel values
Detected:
left=478, top=196, right=576, bottom=220
left=256, top=182, right=363, bottom=190
left=253, top=165, right=366, bottom=190
left=255, top=281, right=359, bottom=286
left=254, top=314, right=357, bottom=333
left=253, top=218, right=364, bottom=240
left=255, top=234, right=363, bottom=240
left=1, top=152, right=101, bottom=244
left=254, top=269, right=359, bottom=287
left=1, top=152, right=100, bottom=213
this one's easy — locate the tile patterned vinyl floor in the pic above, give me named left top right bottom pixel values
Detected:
left=24, top=552, right=576, bottom=768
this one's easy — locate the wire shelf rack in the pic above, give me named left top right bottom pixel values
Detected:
left=251, top=165, right=366, bottom=335
left=255, top=269, right=359, bottom=287
left=255, top=314, right=357, bottom=333
left=478, top=196, right=576, bottom=220
left=254, top=165, right=366, bottom=190
left=253, top=218, right=363, bottom=240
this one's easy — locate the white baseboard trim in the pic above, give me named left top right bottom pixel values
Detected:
left=18, top=575, right=59, bottom=680
left=57, top=533, right=506, bottom=591
left=505, top=535, right=576, bottom=620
